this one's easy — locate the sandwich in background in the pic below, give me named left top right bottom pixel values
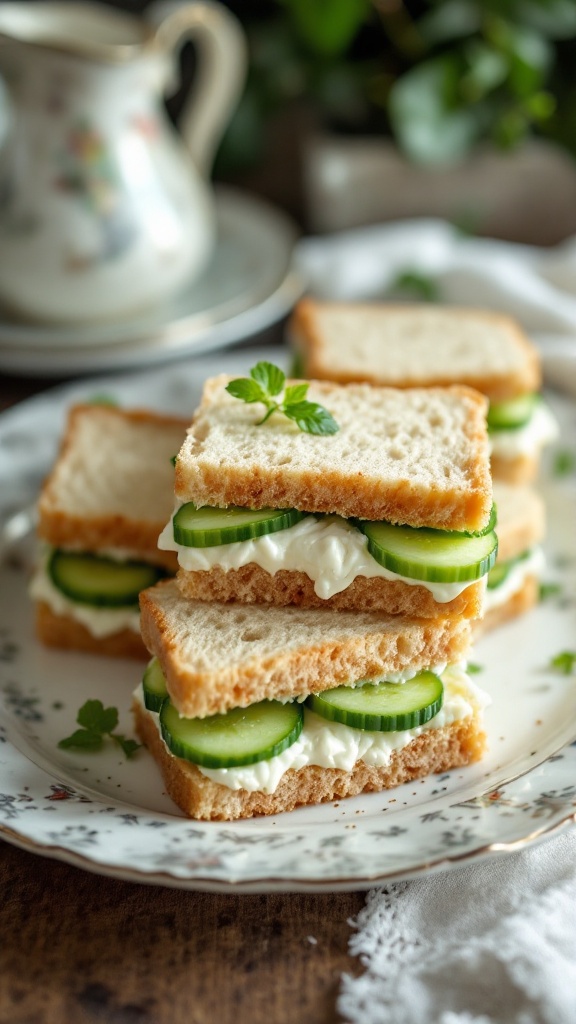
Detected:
left=289, top=299, right=558, bottom=484
left=478, top=482, right=546, bottom=635
left=160, top=374, right=496, bottom=621
left=31, top=404, right=187, bottom=659
left=134, top=580, right=488, bottom=821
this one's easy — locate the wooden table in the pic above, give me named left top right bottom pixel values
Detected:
left=0, top=369, right=365, bottom=1024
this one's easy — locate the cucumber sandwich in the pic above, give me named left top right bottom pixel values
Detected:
left=31, top=404, right=187, bottom=658
left=134, top=580, right=489, bottom=820
left=289, top=300, right=558, bottom=485
left=159, top=374, right=496, bottom=621
left=477, top=482, right=546, bottom=635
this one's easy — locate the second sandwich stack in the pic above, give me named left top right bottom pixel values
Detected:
left=136, top=371, right=496, bottom=819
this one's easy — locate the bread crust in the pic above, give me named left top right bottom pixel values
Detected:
left=139, top=580, right=472, bottom=718
left=38, top=404, right=186, bottom=565
left=35, top=601, right=148, bottom=659
left=134, top=700, right=486, bottom=820
left=176, top=564, right=485, bottom=620
left=491, top=483, right=545, bottom=563
left=490, top=452, right=538, bottom=485
left=291, top=299, right=541, bottom=402
left=475, top=576, right=539, bottom=636
left=175, top=376, right=493, bottom=532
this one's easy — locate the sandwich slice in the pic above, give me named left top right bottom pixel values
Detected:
left=159, top=373, right=496, bottom=620
left=289, top=300, right=558, bottom=484
left=134, top=580, right=489, bottom=820
left=32, top=403, right=187, bottom=658
left=478, top=482, right=546, bottom=635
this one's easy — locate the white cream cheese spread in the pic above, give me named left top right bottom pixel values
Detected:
left=30, top=548, right=141, bottom=638
left=136, top=664, right=490, bottom=795
left=490, top=402, right=558, bottom=460
left=159, top=513, right=477, bottom=603
left=485, top=547, right=545, bottom=612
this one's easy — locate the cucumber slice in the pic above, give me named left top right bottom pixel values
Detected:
left=142, top=657, right=168, bottom=712
left=306, top=670, right=443, bottom=732
left=160, top=699, right=304, bottom=768
left=48, top=550, right=164, bottom=607
left=173, top=503, right=306, bottom=548
left=355, top=521, right=498, bottom=583
left=487, top=550, right=530, bottom=590
left=487, top=393, right=539, bottom=431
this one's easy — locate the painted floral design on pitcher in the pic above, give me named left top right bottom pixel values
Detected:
left=55, top=120, right=137, bottom=269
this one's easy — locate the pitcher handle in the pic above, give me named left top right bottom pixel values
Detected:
left=152, top=1, right=247, bottom=178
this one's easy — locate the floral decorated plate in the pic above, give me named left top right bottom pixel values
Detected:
left=0, top=346, right=575, bottom=892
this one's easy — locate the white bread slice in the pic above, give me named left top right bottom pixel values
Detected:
left=35, top=601, right=148, bottom=660
left=175, top=375, right=492, bottom=532
left=290, top=300, right=541, bottom=403
left=175, top=565, right=486, bottom=620
left=134, top=699, right=486, bottom=820
left=139, top=579, right=472, bottom=718
left=38, top=404, right=187, bottom=569
left=489, top=452, right=538, bottom=486
left=476, top=575, right=539, bottom=637
left=492, top=482, right=545, bottom=563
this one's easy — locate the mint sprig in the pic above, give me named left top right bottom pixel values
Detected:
left=58, top=699, right=141, bottom=758
left=225, top=362, right=339, bottom=436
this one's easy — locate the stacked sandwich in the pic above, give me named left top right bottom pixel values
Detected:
left=134, top=370, right=497, bottom=819
left=290, top=300, right=554, bottom=632
left=32, top=404, right=186, bottom=659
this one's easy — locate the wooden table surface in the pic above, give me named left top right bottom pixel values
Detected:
left=0, top=368, right=365, bottom=1024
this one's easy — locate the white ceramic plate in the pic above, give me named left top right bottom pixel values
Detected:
left=0, top=348, right=575, bottom=892
left=0, top=189, right=302, bottom=376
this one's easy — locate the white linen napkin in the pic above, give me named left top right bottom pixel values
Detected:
left=338, top=830, right=576, bottom=1024
left=293, top=218, right=576, bottom=396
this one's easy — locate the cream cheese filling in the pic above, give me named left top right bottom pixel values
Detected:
left=485, top=547, right=545, bottom=612
left=30, top=547, right=141, bottom=638
left=490, top=402, right=558, bottom=460
left=136, top=664, right=489, bottom=795
left=158, top=513, right=479, bottom=603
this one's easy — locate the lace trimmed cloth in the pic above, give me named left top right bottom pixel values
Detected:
left=339, top=830, right=576, bottom=1024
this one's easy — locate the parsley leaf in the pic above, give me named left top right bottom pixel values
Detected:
left=225, top=361, right=339, bottom=436
left=467, top=662, right=484, bottom=674
left=58, top=700, right=141, bottom=758
left=550, top=651, right=576, bottom=675
left=539, top=582, right=563, bottom=601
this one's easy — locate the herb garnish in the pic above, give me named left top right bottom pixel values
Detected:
left=467, top=662, right=484, bottom=674
left=226, top=361, right=339, bottom=436
left=539, top=582, right=563, bottom=601
left=553, top=450, right=575, bottom=477
left=58, top=700, right=141, bottom=758
left=550, top=651, right=576, bottom=675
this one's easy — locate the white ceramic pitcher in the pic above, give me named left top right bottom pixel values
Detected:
left=0, top=1, right=246, bottom=324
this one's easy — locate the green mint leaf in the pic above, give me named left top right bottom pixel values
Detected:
left=554, top=450, right=575, bottom=477
left=467, top=662, right=483, bottom=674
left=283, top=401, right=340, bottom=436
left=58, top=729, right=103, bottom=751
left=77, top=699, right=118, bottom=735
left=226, top=378, right=267, bottom=404
left=539, top=582, right=563, bottom=601
left=284, top=382, right=310, bottom=405
left=250, top=361, right=285, bottom=397
left=551, top=651, right=576, bottom=675
left=111, top=734, right=142, bottom=759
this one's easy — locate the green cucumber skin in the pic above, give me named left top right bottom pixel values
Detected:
left=142, top=658, right=169, bottom=713
left=48, top=550, right=165, bottom=608
left=159, top=699, right=304, bottom=769
left=487, top=393, right=539, bottom=431
left=173, top=504, right=307, bottom=548
left=356, top=521, right=498, bottom=583
left=487, top=550, right=531, bottom=590
left=306, top=671, right=444, bottom=732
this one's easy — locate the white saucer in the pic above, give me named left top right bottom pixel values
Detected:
left=0, top=188, right=303, bottom=377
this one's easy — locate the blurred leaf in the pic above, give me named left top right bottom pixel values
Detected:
left=285, top=0, right=370, bottom=56
left=510, top=0, right=576, bottom=38
left=389, top=56, right=484, bottom=166
left=461, top=42, right=508, bottom=101
left=418, top=0, right=482, bottom=44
